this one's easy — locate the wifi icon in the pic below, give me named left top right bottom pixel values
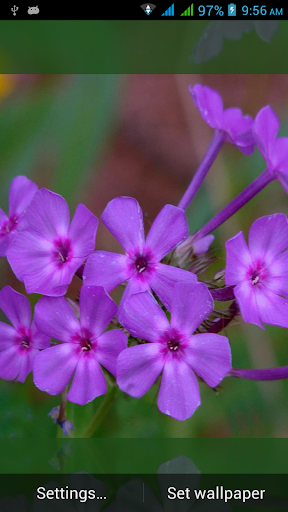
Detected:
left=161, top=3, right=174, bottom=15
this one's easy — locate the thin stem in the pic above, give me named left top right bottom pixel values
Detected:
left=82, top=386, right=117, bottom=438
left=195, top=168, right=273, bottom=239
left=229, top=366, right=288, bottom=381
left=178, top=130, right=225, bottom=210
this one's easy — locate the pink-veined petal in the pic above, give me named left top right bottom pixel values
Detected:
left=80, top=286, right=117, bottom=338
left=8, top=176, right=38, bottom=217
left=150, top=263, right=197, bottom=309
left=69, top=203, right=98, bottom=257
left=96, top=330, right=127, bottom=376
left=33, top=343, right=78, bottom=395
left=184, top=333, right=231, bottom=388
left=146, top=205, right=189, bottom=262
left=171, top=281, right=214, bottom=335
left=158, top=358, right=201, bottom=421
left=67, top=352, right=107, bottom=405
left=24, top=188, right=70, bottom=240
left=34, top=296, right=80, bottom=342
left=0, top=286, right=31, bottom=329
left=118, top=291, right=169, bottom=342
left=101, top=196, right=145, bottom=253
left=117, top=343, right=164, bottom=398
left=248, top=214, right=288, bottom=265
left=83, top=251, right=131, bottom=292
left=225, top=231, right=252, bottom=285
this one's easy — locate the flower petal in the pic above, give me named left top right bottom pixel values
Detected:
left=0, top=346, right=20, bottom=381
left=95, top=329, right=127, bottom=376
left=184, top=333, right=231, bottom=388
left=17, top=348, right=37, bottom=383
left=119, top=274, right=151, bottom=308
left=225, top=231, right=252, bottom=285
left=67, top=352, right=107, bottom=405
left=234, top=281, right=262, bottom=328
left=149, top=263, right=197, bottom=309
left=69, top=203, right=98, bottom=257
left=117, top=343, right=164, bottom=398
left=34, top=296, right=80, bottom=342
left=223, top=108, right=254, bottom=153
left=24, top=188, right=70, bottom=240
left=33, top=343, right=78, bottom=395
left=253, top=105, right=279, bottom=161
left=170, top=282, right=214, bottom=335
left=157, top=358, right=200, bottom=421
left=0, top=322, right=17, bottom=351
left=7, top=230, right=53, bottom=282
left=146, top=204, right=189, bottom=261
left=83, top=251, right=131, bottom=292
left=257, top=286, right=288, bottom=329
left=7, top=231, right=78, bottom=296
left=80, top=286, right=117, bottom=338
left=248, top=214, right=288, bottom=265
left=117, top=291, right=169, bottom=342
left=8, top=175, right=38, bottom=217
left=0, top=230, right=17, bottom=257
left=0, top=286, right=31, bottom=328
left=189, top=84, right=223, bottom=130
left=31, top=322, right=51, bottom=350
left=101, top=197, right=145, bottom=253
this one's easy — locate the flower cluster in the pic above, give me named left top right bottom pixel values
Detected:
left=1, top=83, right=288, bottom=433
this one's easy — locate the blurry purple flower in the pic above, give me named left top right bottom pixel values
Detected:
left=225, top=214, right=288, bottom=329
left=83, top=197, right=196, bottom=309
left=117, top=282, right=231, bottom=421
left=0, top=286, right=50, bottom=383
left=190, top=84, right=255, bottom=154
left=0, top=176, right=37, bottom=256
left=33, top=286, right=127, bottom=405
left=48, top=406, right=75, bottom=436
left=253, top=106, right=288, bottom=194
left=7, top=188, right=98, bottom=296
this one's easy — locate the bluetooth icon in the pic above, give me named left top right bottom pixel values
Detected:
left=228, top=3, right=236, bottom=15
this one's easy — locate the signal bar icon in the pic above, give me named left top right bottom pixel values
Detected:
left=181, top=3, right=193, bottom=16
left=161, top=3, right=174, bottom=16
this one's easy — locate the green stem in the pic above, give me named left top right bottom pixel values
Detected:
left=82, top=386, right=117, bottom=438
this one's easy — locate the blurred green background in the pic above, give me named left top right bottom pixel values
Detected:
left=0, top=74, right=288, bottom=439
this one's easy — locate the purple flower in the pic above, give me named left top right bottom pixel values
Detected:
left=0, top=176, right=38, bottom=256
left=253, top=105, right=288, bottom=194
left=190, top=84, right=255, bottom=154
left=0, top=286, right=50, bottom=383
left=7, top=188, right=98, bottom=296
left=117, top=282, right=231, bottom=421
left=225, top=213, right=288, bottom=329
left=33, top=286, right=127, bottom=405
left=83, top=197, right=196, bottom=309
